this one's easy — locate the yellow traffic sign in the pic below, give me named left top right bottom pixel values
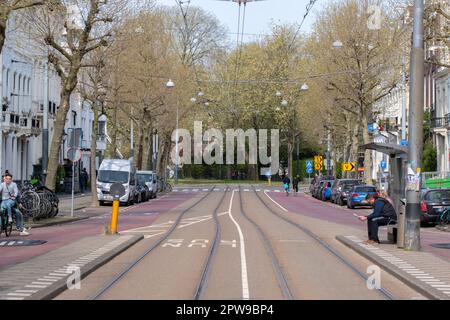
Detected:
left=342, top=162, right=356, bottom=172
left=314, top=156, right=323, bottom=171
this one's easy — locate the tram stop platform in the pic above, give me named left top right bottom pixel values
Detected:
left=337, top=235, right=450, bottom=300
left=0, top=234, right=142, bottom=300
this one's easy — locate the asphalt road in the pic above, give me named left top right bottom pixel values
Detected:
left=54, top=185, right=427, bottom=300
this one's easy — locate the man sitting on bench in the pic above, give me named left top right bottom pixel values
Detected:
left=357, top=193, right=397, bottom=245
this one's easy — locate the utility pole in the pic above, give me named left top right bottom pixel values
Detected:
left=42, top=60, right=49, bottom=183
left=326, top=130, right=331, bottom=177
left=405, top=0, right=424, bottom=251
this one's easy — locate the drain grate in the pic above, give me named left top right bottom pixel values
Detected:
left=431, top=243, right=450, bottom=249
left=0, top=239, right=47, bottom=247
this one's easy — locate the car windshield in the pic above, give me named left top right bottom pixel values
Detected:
left=425, top=190, right=450, bottom=202
left=355, top=186, right=376, bottom=193
left=342, top=182, right=359, bottom=190
left=137, top=174, right=152, bottom=185
left=98, top=170, right=129, bottom=184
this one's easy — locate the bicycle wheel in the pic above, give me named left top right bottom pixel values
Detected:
left=166, top=182, right=172, bottom=192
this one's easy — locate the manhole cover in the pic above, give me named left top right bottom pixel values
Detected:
left=0, top=240, right=47, bottom=247
left=431, top=243, right=450, bottom=249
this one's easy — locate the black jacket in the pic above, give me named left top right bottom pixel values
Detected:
left=368, top=198, right=397, bottom=221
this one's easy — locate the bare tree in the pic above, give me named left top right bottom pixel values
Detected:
left=0, top=0, right=59, bottom=53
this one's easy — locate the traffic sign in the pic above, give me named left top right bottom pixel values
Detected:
left=342, top=162, right=356, bottom=172
left=380, top=160, right=387, bottom=170
left=306, top=160, right=313, bottom=169
left=314, top=156, right=323, bottom=171
left=306, top=167, right=313, bottom=174
left=358, top=167, right=365, bottom=172
left=67, top=147, right=82, bottom=162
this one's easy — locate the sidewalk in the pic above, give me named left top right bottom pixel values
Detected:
left=337, top=235, right=450, bottom=300
left=0, top=234, right=142, bottom=300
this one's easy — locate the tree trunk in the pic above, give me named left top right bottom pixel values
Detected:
left=45, top=92, right=71, bottom=191
left=0, top=17, right=6, bottom=54
left=361, top=111, right=373, bottom=184
left=90, top=105, right=99, bottom=207
left=142, top=129, right=150, bottom=171
left=287, top=135, right=294, bottom=180
left=136, top=121, right=143, bottom=170
left=110, top=105, right=118, bottom=158
left=350, top=119, right=361, bottom=180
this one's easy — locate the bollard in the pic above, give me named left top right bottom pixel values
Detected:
left=109, top=196, right=120, bottom=234
left=268, top=177, right=272, bottom=186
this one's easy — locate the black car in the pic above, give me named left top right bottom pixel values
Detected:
left=420, top=189, right=450, bottom=224
left=331, top=179, right=362, bottom=205
left=313, top=181, right=326, bottom=198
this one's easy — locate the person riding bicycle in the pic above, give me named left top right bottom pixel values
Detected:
left=282, top=175, right=291, bottom=196
left=0, top=173, right=29, bottom=236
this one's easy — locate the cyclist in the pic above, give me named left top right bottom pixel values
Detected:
left=282, top=175, right=291, bottom=196
left=0, top=172, right=29, bottom=236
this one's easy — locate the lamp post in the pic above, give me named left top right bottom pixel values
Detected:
left=166, top=79, right=178, bottom=184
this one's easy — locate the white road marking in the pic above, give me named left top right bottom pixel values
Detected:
left=228, top=190, right=250, bottom=300
left=263, top=191, right=288, bottom=212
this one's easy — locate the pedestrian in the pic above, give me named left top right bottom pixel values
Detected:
left=357, top=193, right=397, bottom=244
left=79, top=168, right=89, bottom=193
left=0, top=172, right=29, bottom=236
left=282, top=175, right=291, bottom=196
left=293, top=175, right=300, bottom=195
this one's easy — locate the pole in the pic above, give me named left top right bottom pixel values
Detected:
left=175, top=103, right=179, bottom=185
left=402, top=56, right=407, bottom=141
left=42, top=60, right=49, bottom=183
left=404, top=0, right=424, bottom=251
left=71, top=129, right=75, bottom=218
left=327, top=130, right=332, bottom=177
left=296, top=134, right=300, bottom=178
left=130, top=119, right=134, bottom=159
left=109, top=197, right=120, bottom=234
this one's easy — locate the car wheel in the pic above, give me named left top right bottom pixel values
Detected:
left=99, top=201, right=105, bottom=206
left=337, top=197, right=342, bottom=206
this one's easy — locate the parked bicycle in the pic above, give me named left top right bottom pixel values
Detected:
left=439, top=208, right=450, bottom=227
left=157, top=178, right=173, bottom=193
left=17, top=180, right=59, bottom=220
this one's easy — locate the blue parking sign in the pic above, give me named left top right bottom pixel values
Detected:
left=306, top=161, right=313, bottom=169
left=306, top=168, right=313, bottom=174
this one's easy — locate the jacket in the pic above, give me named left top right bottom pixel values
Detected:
left=367, top=198, right=397, bottom=221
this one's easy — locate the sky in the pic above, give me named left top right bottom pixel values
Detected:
left=154, top=0, right=332, bottom=43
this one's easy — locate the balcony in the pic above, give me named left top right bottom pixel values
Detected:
left=431, top=113, right=450, bottom=129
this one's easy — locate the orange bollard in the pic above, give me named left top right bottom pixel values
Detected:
left=109, top=198, right=120, bottom=234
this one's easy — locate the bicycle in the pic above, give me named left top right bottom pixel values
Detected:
left=439, top=208, right=450, bottom=227
left=0, top=207, right=14, bottom=238
left=157, top=178, right=173, bottom=193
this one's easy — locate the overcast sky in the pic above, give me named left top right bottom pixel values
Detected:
left=154, top=0, right=332, bottom=43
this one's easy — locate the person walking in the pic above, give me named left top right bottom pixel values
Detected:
left=79, top=168, right=89, bottom=194
left=293, top=175, right=300, bottom=196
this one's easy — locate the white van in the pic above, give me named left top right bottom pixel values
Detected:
left=97, top=159, right=138, bottom=206
left=136, top=171, right=158, bottom=199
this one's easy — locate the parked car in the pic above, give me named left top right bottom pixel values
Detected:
left=347, top=185, right=378, bottom=209
left=321, top=181, right=333, bottom=201
left=137, top=171, right=158, bottom=199
left=313, top=181, right=326, bottom=198
left=331, top=179, right=362, bottom=205
left=96, top=159, right=138, bottom=206
left=420, top=189, right=450, bottom=224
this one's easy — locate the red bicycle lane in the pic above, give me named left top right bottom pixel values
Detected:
left=0, top=192, right=194, bottom=270
left=267, top=191, right=450, bottom=262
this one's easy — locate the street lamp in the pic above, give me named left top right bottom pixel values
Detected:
left=281, top=99, right=289, bottom=107
left=300, top=83, right=309, bottom=91
left=166, top=79, right=178, bottom=184
left=190, top=97, right=197, bottom=103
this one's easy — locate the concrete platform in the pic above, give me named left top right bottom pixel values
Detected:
left=0, top=234, right=143, bottom=300
left=337, top=235, right=450, bottom=300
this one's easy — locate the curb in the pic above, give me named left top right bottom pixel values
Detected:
left=336, top=235, right=450, bottom=300
left=28, top=234, right=143, bottom=300
left=27, top=216, right=90, bottom=229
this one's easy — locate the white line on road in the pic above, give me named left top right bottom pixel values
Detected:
left=263, top=191, right=288, bottom=212
left=228, top=190, right=250, bottom=300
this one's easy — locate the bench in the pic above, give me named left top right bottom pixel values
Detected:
left=387, top=223, right=398, bottom=244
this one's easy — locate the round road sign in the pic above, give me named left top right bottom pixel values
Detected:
left=67, top=148, right=82, bottom=162
left=110, top=183, right=126, bottom=199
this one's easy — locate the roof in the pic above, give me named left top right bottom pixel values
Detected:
left=360, top=142, right=407, bottom=156
left=99, top=159, right=132, bottom=171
